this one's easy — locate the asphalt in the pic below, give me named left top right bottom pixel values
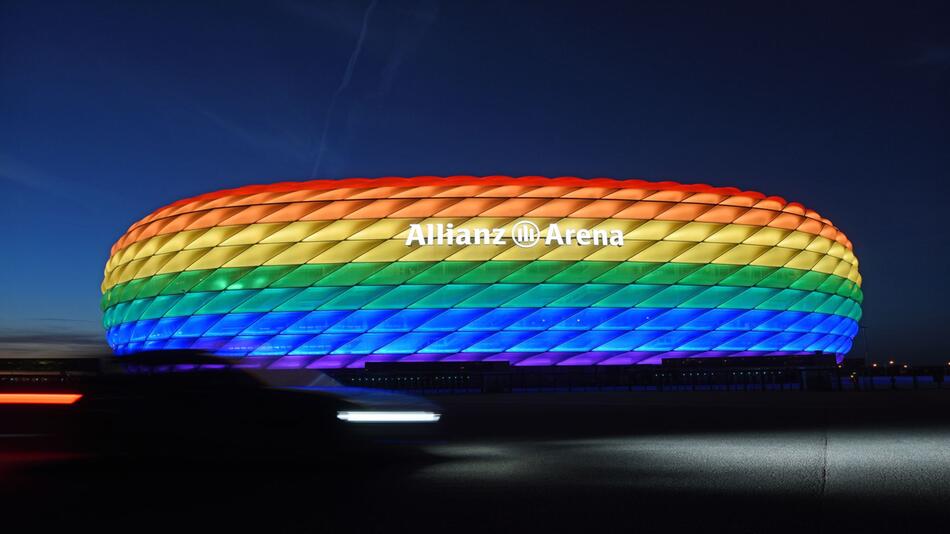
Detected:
left=3, top=390, right=950, bottom=533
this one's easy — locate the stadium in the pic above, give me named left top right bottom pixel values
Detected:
left=101, top=176, right=862, bottom=367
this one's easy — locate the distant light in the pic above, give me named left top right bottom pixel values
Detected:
left=0, top=393, right=82, bottom=405
left=872, top=363, right=878, bottom=367
left=337, top=410, right=441, bottom=423
left=888, top=360, right=895, bottom=365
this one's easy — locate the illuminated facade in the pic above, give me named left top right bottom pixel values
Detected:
left=102, top=176, right=862, bottom=367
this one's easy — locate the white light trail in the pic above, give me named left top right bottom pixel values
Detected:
left=337, top=411, right=441, bottom=423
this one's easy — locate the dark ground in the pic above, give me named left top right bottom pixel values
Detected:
left=3, top=390, right=949, bottom=533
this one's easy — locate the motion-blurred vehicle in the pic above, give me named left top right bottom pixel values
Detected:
left=1, top=350, right=441, bottom=459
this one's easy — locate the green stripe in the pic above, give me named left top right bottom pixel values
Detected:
left=102, top=261, right=863, bottom=311
left=102, top=282, right=863, bottom=329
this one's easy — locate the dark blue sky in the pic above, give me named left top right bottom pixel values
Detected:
left=1, top=0, right=947, bottom=361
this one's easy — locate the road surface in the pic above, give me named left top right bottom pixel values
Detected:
left=3, top=390, right=949, bottom=532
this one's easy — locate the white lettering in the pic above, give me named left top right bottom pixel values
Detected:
left=545, top=224, right=563, bottom=245
left=575, top=228, right=591, bottom=246
left=491, top=228, right=506, bottom=245
left=406, top=224, right=426, bottom=246
left=474, top=227, right=491, bottom=244
left=407, top=223, right=624, bottom=247
left=609, top=230, right=624, bottom=246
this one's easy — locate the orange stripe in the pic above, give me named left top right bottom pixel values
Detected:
left=124, top=176, right=772, bottom=232
left=111, top=197, right=854, bottom=255
left=0, top=393, right=82, bottom=405
left=109, top=177, right=853, bottom=255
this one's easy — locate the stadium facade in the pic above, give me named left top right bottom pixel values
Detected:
left=102, top=176, right=862, bottom=367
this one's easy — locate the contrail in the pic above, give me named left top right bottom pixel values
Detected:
left=311, top=0, right=378, bottom=178
left=375, top=0, right=439, bottom=98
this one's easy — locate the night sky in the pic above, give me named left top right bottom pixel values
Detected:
left=1, top=0, right=947, bottom=361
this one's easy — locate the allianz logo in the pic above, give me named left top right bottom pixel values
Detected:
left=405, top=221, right=625, bottom=248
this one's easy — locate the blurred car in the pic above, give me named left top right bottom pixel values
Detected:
left=3, top=350, right=442, bottom=459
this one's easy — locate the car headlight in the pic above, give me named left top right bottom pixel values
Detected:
left=336, top=410, right=441, bottom=423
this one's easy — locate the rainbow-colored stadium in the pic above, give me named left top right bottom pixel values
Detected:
left=101, top=176, right=862, bottom=367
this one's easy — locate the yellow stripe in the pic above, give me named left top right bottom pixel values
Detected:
left=103, top=219, right=861, bottom=289
left=106, top=217, right=858, bottom=274
left=102, top=235, right=861, bottom=293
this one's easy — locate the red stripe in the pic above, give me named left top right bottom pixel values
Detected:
left=153, top=175, right=783, bottom=215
